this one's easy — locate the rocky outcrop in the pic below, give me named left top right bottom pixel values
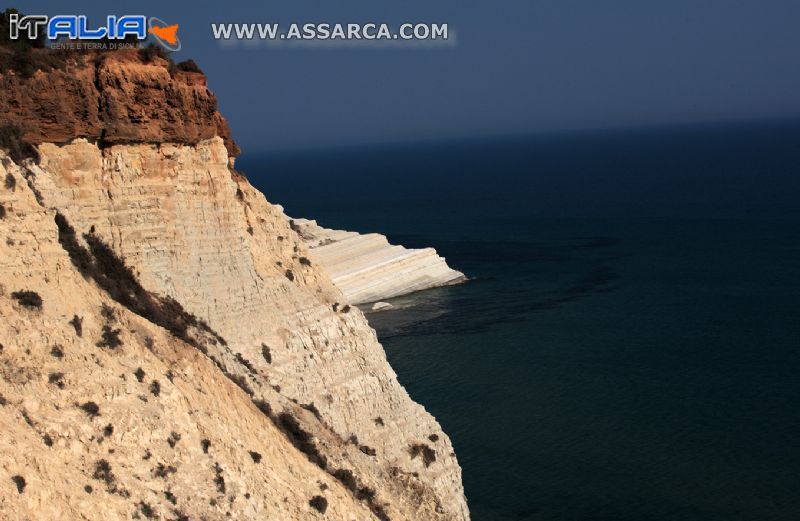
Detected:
left=290, top=218, right=465, bottom=304
left=0, top=49, right=239, bottom=157
left=1, top=137, right=469, bottom=520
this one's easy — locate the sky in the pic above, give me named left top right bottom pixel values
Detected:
left=18, top=0, right=800, bottom=152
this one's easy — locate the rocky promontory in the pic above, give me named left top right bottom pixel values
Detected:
left=0, top=49, right=468, bottom=520
left=290, top=218, right=465, bottom=304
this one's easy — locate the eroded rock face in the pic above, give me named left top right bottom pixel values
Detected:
left=0, top=50, right=239, bottom=157
left=0, top=139, right=470, bottom=520
left=0, top=49, right=469, bottom=520
left=289, top=218, right=466, bottom=304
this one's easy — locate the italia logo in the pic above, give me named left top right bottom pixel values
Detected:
left=7, top=13, right=180, bottom=50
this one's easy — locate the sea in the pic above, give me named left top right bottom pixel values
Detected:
left=238, top=120, right=800, bottom=521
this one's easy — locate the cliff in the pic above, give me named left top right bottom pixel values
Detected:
left=0, top=49, right=239, bottom=157
left=290, top=218, right=465, bottom=305
left=0, top=51, right=468, bottom=520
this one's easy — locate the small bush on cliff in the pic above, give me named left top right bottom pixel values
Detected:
left=409, top=443, right=437, bottom=467
left=212, top=462, right=226, bottom=494
left=167, top=431, right=181, bottom=448
left=92, top=460, right=115, bottom=486
left=11, top=290, right=42, bottom=309
left=0, top=203, right=5, bottom=219
left=11, top=475, right=25, bottom=494
left=0, top=125, right=39, bottom=164
left=138, top=502, right=157, bottom=519
left=309, top=495, right=328, bottom=514
left=80, top=401, right=100, bottom=417
left=176, top=59, right=202, bottom=73
left=69, top=315, right=83, bottom=337
left=249, top=450, right=262, bottom=463
left=96, top=325, right=123, bottom=349
left=48, top=372, right=65, bottom=389
left=278, top=412, right=328, bottom=469
left=261, top=344, right=272, bottom=364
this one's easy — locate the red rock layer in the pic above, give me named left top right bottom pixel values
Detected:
left=0, top=49, right=239, bottom=157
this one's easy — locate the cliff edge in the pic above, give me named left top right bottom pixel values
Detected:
left=0, top=50, right=468, bottom=520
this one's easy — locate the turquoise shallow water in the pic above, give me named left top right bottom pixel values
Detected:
left=239, top=122, right=800, bottom=520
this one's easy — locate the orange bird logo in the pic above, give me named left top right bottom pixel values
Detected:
left=148, top=24, right=179, bottom=45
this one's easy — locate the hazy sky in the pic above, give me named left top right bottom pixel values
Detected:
left=21, top=1, right=800, bottom=152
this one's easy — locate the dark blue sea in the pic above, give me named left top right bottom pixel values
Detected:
left=238, top=121, right=800, bottom=521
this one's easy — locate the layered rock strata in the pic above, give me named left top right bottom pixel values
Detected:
left=0, top=51, right=469, bottom=520
left=289, top=218, right=465, bottom=305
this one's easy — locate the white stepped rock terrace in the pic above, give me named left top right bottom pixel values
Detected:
left=289, top=217, right=466, bottom=304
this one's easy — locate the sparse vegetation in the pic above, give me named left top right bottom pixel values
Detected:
left=165, top=490, right=177, bottom=504
left=261, top=344, right=272, bottom=364
left=11, top=475, right=25, bottom=493
left=150, top=380, right=161, bottom=397
left=309, top=495, right=328, bottom=514
left=285, top=269, right=295, bottom=281
left=235, top=352, right=255, bottom=373
left=69, top=315, right=83, bottom=337
left=176, top=59, right=202, bottom=73
left=359, top=445, right=377, bottom=457
left=80, top=401, right=100, bottom=417
left=301, top=402, right=322, bottom=421
left=103, top=424, right=114, bottom=437
left=11, top=290, right=42, bottom=309
left=92, top=459, right=114, bottom=485
left=278, top=412, right=328, bottom=469
left=299, top=256, right=312, bottom=266
left=374, top=417, right=384, bottom=427
left=213, top=462, right=226, bottom=494
left=167, top=431, right=181, bottom=448
left=249, top=451, right=262, bottom=463
left=341, top=304, right=351, bottom=313
left=54, top=213, right=227, bottom=350
left=228, top=373, right=253, bottom=395
left=0, top=124, right=39, bottom=164
left=48, top=372, right=65, bottom=389
left=100, top=303, right=116, bottom=322
left=332, top=468, right=357, bottom=491
left=201, top=438, right=211, bottom=454
left=43, top=433, right=53, bottom=446
left=153, top=463, right=177, bottom=478
left=409, top=443, right=437, bottom=467
left=5, top=172, right=16, bottom=190
left=134, top=367, right=145, bottom=382
left=171, top=510, right=189, bottom=521
left=254, top=399, right=272, bottom=417
left=84, top=485, right=93, bottom=493
left=96, top=325, right=123, bottom=349
left=138, top=501, right=157, bottom=519
left=0, top=204, right=6, bottom=219
left=50, top=344, right=64, bottom=358
left=428, top=434, right=439, bottom=442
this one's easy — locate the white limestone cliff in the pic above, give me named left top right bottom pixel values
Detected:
left=0, top=139, right=469, bottom=520
left=289, top=218, right=465, bottom=305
